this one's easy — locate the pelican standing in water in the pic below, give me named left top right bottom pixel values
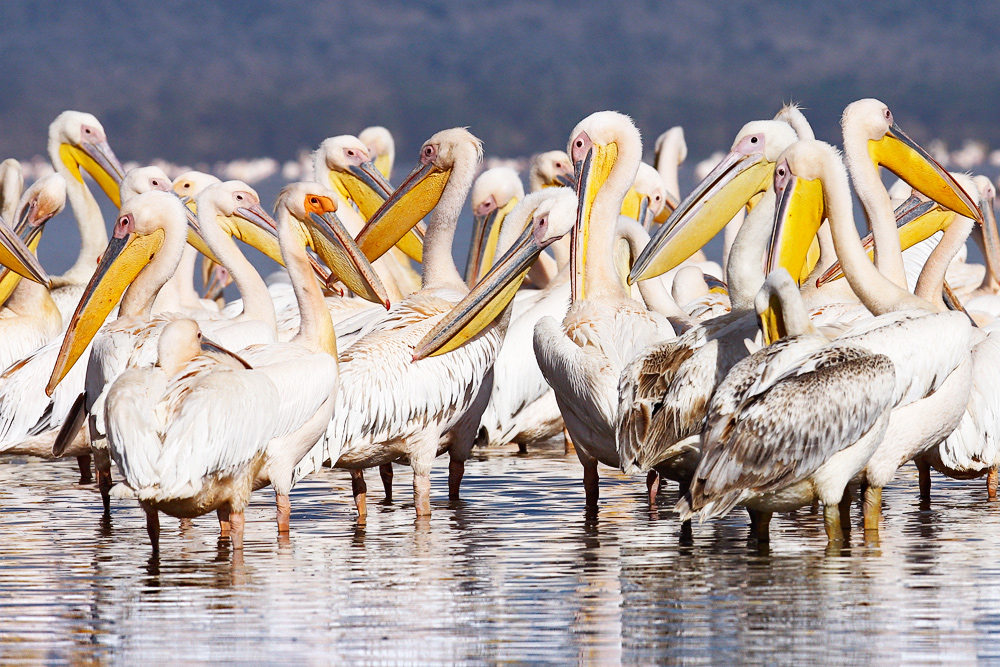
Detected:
left=294, top=128, right=497, bottom=518
left=533, top=111, right=673, bottom=507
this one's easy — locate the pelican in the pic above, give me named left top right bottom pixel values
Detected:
left=107, top=183, right=379, bottom=553
left=47, top=181, right=288, bottom=509
left=46, top=111, right=125, bottom=289
left=533, top=111, right=673, bottom=507
left=528, top=150, right=576, bottom=192
left=765, top=139, right=975, bottom=532
left=617, top=119, right=799, bottom=502
left=677, top=268, right=897, bottom=544
left=465, top=167, right=525, bottom=286
left=652, top=126, right=686, bottom=217
left=293, top=127, right=496, bottom=518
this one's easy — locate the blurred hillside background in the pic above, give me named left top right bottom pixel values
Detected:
left=3, top=0, right=1000, bottom=165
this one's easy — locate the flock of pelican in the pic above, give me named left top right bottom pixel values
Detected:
left=1, top=99, right=997, bottom=556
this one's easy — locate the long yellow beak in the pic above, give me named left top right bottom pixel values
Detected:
left=306, top=208, right=390, bottom=308
left=629, top=139, right=773, bottom=284
left=872, top=124, right=982, bottom=223
left=355, top=160, right=450, bottom=263
left=58, top=139, right=125, bottom=206
left=571, top=137, right=618, bottom=302
left=414, top=221, right=545, bottom=359
left=228, top=202, right=286, bottom=267
left=0, top=196, right=51, bottom=288
left=47, top=224, right=166, bottom=394
left=767, top=170, right=826, bottom=282
left=815, top=195, right=950, bottom=287
left=465, top=196, right=519, bottom=286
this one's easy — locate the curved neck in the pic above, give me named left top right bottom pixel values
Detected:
left=617, top=217, right=690, bottom=322
left=120, top=221, right=189, bottom=320
left=843, top=130, right=908, bottom=290
left=726, top=191, right=774, bottom=310
left=823, top=152, right=929, bottom=316
left=914, top=216, right=975, bottom=310
left=278, top=208, right=337, bottom=355
left=655, top=132, right=683, bottom=200
left=586, top=136, right=643, bottom=301
left=197, top=199, right=276, bottom=330
left=422, top=161, right=476, bottom=293
left=174, top=245, right=202, bottom=307
left=51, top=157, right=109, bottom=284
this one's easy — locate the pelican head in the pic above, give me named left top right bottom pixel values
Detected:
left=529, top=150, right=576, bottom=191
left=157, top=319, right=204, bottom=376
left=48, top=191, right=189, bottom=394
left=192, top=181, right=284, bottom=266
left=120, top=166, right=172, bottom=202
left=843, top=99, right=981, bottom=223
left=356, top=127, right=483, bottom=263
left=624, top=162, right=668, bottom=230
left=568, top=110, right=643, bottom=302
left=466, top=167, right=525, bottom=285
left=973, top=175, right=1000, bottom=287
left=172, top=170, right=223, bottom=200
left=314, top=135, right=393, bottom=211
left=413, top=187, right=577, bottom=359
left=358, top=126, right=396, bottom=179
left=628, top=119, right=797, bottom=284
left=755, top=268, right=817, bottom=345
left=48, top=111, right=125, bottom=206
left=277, top=181, right=389, bottom=308
left=0, top=174, right=64, bottom=292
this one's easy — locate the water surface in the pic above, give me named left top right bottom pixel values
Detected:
left=1, top=442, right=999, bottom=666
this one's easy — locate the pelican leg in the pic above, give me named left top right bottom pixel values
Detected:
left=350, top=469, right=368, bottom=521
left=179, top=518, right=193, bottom=530
left=646, top=470, right=661, bottom=505
left=988, top=467, right=998, bottom=501
left=413, top=473, right=432, bottom=516
left=144, top=505, right=160, bottom=555
left=678, top=478, right=692, bottom=541
left=517, top=443, right=527, bottom=454
left=824, top=502, right=844, bottom=543
left=583, top=464, right=601, bottom=510
left=753, top=511, right=772, bottom=542
left=838, top=487, right=852, bottom=539
left=448, top=457, right=464, bottom=500
left=229, top=510, right=245, bottom=551
left=916, top=457, right=932, bottom=501
left=217, top=507, right=231, bottom=535
left=76, top=455, right=93, bottom=484
left=276, top=493, right=291, bottom=534
left=379, top=463, right=393, bottom=502
left=94, top=448, right=113, bottom=514
left=863, top=485, right=882, bottom=531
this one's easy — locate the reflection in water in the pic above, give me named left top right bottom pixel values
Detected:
left=1, top=446, right=999, bottom=665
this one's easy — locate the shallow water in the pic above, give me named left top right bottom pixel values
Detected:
left=1, top=442, right=999, bottom=666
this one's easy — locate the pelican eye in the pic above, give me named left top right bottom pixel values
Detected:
left=750, top=136, right=758, bottom=144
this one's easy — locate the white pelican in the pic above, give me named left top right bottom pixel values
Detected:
left=465, top=167, right=525, bottom=286
left=0, top=159, right=23, bottom=223
left=617, top=119, right=799, bottom=502
left=528, top=150, right=576, bottom=192
left=765, top=139, right=976, bottom=532
left=533, top=111, right=673, bottom=507
left=293, top=127, right=496, bottom=518
left=652, top=126, right=686, bottom=215
left=46, top=111, right=125, bottom=289
left=678, top=269, right=897, bottom=544
left=106, top=183, right=379, bottom=552
left=46, top=181, right=289, bottom=509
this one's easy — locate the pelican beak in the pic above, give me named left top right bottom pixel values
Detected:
left=629, top=134, right=772, bottom=284
left=554, top=172, right=577, bottom=189
left=47, top=217, right=166, bottom=394
left=637, top=195, right=651, bottom=230
left=571, top=136, right=619, bottom=302
left=705, top=275, right=729, bottom=295
left=229, top=202, right=285, bottom=267
left=201, top=260, right=231, bottom=301
left=620, top=187, right=643, bottom=220
left=0, top=215, right=48, bottom=286
left=465, top=205, right=492, bottom=286
left=177, top=198, right=225, bottom=265
left=758, top=289, right=787, bottom=346
left=466, top=196, right=519, bottom=286
left=652, top=190, right=682, bottom=224
left=0, top=192, right=63, bottom=303
left=414, top=220, right=545, bottom=359
left=201, top=337, right=253, bottom=369
left=979, top=190, right=1000, bottom=287
left=355, top=158, right=450, bottom=263
left=306, top=204, right=389, bottom=308
left=872, top=124, right=982, bottom=223
left=374, top=153, right=393, bottom=180
left=767, top=166, right=825, bottom=281
left=815, top=195, right=945, bottom=286
left=58, top=137, right=125, bottom=207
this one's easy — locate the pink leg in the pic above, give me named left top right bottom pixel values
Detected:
left=351, top=469, right=368, bottom=521
left=229, top=510, right=245, bottom=550
left=988, top=467, right=998, bottom=501
left=217, top=507, right=232, bottom=535
left=646, top=470, right=660, bottom=505
left=276, top=493, right=291, bottom=534
left=413, top=472, right=432, bottom=517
